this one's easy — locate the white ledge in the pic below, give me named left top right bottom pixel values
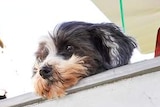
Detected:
left=0, top=56, right=160, bottom=107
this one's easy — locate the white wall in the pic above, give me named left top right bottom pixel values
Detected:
left=31, top=71, right=160, bottom=107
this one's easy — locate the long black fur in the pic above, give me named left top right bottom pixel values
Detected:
left=51, top=21, right=137, bottom=76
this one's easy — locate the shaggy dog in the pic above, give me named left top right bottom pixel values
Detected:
left=32, top=21, right=137, bottom=99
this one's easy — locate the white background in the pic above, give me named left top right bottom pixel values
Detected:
left=0, top=0, right=109, bottom=98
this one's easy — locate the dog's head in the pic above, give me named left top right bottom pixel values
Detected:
left=32, top=21, right=137, bottom=99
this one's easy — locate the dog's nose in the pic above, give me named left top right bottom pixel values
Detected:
left=39, top=66, right=52, bottom=79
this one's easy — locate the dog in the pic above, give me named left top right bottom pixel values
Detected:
left=32, top=21, right=137, bottom=99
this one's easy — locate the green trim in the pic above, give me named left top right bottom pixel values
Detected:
left=119, top=0, right=125, bottom=32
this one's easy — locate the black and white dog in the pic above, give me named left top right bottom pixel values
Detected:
left=32, top=21, right=137, bottom=99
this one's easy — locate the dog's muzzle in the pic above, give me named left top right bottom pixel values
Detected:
left=39, top=66, right=52, bottom=79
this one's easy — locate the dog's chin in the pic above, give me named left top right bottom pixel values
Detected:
left=33, top=75, right=66, bottom=99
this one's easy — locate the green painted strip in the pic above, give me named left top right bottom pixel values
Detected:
left=119, top=0, right=125, bottom=32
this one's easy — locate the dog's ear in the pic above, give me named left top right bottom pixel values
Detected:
left=88, top=23, right=137, bottom=69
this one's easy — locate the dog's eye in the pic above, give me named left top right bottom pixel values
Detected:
left=66, top=45, right=74, bottom=53
left=59, top=45, right=74, bottom=59
left=58, top=45, right=74, bottom=59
